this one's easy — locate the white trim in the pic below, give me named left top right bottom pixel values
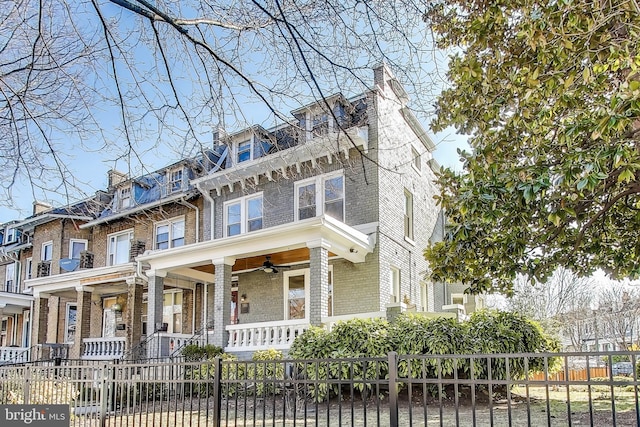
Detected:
left=389, top=266, right=400, bottom=304
left=294, top=170, right=344, bottom=222
left=41, top=241, right=53, bottom=262
left=154, top=216, right=186, bottom=250
left=283, top=269, right=310, bottom=321
left=223, top=193, right=263, bottom=237
left=69, top=239, right=88, bottom=259
left=235, top=138, right=254, bottom=165
left=167, top=168, right=185, bottom=194
left=64, top=302, right=77, bottom=344
left=107, top=229, right=134, bottom=266
left=25, top=257, right=33, bottom=281
left=137, top=215, right=374, bottom=275
left=410, top=145, right=422, bottom=175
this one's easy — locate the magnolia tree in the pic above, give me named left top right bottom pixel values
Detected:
left=424, top=0, right=640, bottom=293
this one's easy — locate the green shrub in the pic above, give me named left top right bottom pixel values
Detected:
left=248, top=349, right=285, bottom=397
left=289, top=309, right=558, bottom=399
left=466, top=310, right=560, bottom=381
left=181, top=344, right=223, bottom=361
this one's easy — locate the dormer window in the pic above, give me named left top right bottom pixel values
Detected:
left=169, top=169, right=183, bottom=193
left=237, top=140, right=252, bottom=164
left=3, top=227, right=16, bottom=244
left=311, top=113, right=329, bottom=137
left=119, top=186, right=132, bottom=210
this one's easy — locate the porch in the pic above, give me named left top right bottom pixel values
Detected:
left=0, top=346, right=30, bottom=364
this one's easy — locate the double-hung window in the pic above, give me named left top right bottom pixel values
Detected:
left=224, top=194, right=263, bottom=237
left=69, top=239, right=87, bottom=259
left=5, top=262, right=15, bottom=293
left=108, top=229, right=133, bottom=265
left=119, top=186, right=132, bottom=210
left=404, top=189, right=414, bottom=241
left=237, top=140, right=252, bottom=164
left=155, top=217, right=185, bottom=250
left=311, top=113, right=329, bottom=137
left=41, top=241, right=53, bottom=262
left=294, top=172, right=344, bottom=222
left=411, top=146, right=421, bottom=173
left=169, top=169, right=183, bottom=193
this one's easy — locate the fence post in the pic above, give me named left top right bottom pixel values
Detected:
left=212, top=356, right=222, bottom=427
left=388, top=352, right=398, bottom=427
left=24, top=366, right=31, bottom=405
left=99, top=363, right=109, bottom=427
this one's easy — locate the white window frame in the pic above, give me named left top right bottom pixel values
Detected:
left=69, top=239, right=88, bottom=259
left=294, top=171, right=345, bottom=222
left=64, top=303, right=77, bottom=344
left=327, top=266, right=334, bottom=317
left=163, top=290, right=183, bottom=334
left=154, top=216, right=186, bottom=250
left=4, top=227, right=16, bottom=245
left=390, top=266, right=401, bottom=304
left=404, top=189, right=414, bottom=241
left=107, top=229, right=133, bottom=266
left=283, top=269, right=310, bottom=321
left=411, top=145, right=421, bottom=173
left=41, top=241, right=53, bottom=262
left=451, top=293, right=467, bottom=306
left=5, top=262, right=15, bottom=292
left=223, top=193, right=263, bottom=237
left=420, top=282, right=428, bottom=312
left=168, top=168, right=184, bottom=193
left=119, top=186, right=132, bottom=210
left=26, top=257, right=33, bottom=280
left=236, top=139, right=253, bottom=164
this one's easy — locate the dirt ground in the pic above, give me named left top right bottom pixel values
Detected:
left=68, top=391, right=639, bottom=426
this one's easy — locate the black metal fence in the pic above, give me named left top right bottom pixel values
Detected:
left=1, top=351, right=639, bottom=426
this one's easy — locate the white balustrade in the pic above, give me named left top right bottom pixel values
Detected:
left=321, top=311, right=386, bottom=331
left=82, top=337, right=126, bottom=360
left=0, top=347, right=29, bottom=364
left=225, top=320, right=310, bottom=351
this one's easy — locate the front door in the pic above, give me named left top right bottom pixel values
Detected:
left=284, top=269, right=310, bottom=320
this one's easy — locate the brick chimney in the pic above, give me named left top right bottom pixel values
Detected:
left=32, top=201, right=52, bottom=215
left=108, top=169, right=128, bottom=189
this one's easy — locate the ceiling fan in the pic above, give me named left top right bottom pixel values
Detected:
left=256, top=256, right=292, bottom=274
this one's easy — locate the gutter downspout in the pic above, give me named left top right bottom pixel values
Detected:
left=178, top=198, right=200, bottom=243
left=196, top=182, right=215, bottom=241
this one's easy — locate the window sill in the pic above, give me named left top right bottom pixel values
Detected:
left=404, top=236, right=416, bottom=246
left=411, top=164, right=422, bottom=175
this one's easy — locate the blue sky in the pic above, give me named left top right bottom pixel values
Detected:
left=0, top=2, right=471, bottom=224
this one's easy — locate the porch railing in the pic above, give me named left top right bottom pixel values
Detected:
left=82, top=337, right=126, bottom=360
left=225, top=319, right=309, bottom=351
left=0, top=346, right=29, bottom=364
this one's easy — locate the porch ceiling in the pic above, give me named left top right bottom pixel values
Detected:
left=138, top=215, right=374, bottom=281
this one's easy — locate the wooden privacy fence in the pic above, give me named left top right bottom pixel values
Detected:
left=530, top=367, right=609, bottom=381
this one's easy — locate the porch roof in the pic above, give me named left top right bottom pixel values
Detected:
left=26, top=263, right=137, bottom=296
left=137, top=215, right=376, bottom=281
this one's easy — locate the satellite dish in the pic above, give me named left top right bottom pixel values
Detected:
left=59, top=258, right=80, bottom=272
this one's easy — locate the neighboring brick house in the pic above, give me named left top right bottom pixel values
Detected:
left=6, top=65, right=481, bottom=362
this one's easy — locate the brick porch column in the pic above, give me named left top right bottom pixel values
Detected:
left=212, top=257, right=235, bottom=348
left=147, top=270, right=166, bottom=359
left=71, top=287, right=92, bottom=359
left=126, top=277, right=144, bottom=353
left=194, top=282, right=204, bottom=332
left=182, top=288, right=194, bottom=334
left=31, top=293, right=50, bottom=361
left=307, top=239, right=330, bottom=326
